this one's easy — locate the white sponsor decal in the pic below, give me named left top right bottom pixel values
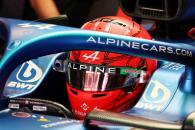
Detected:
left=18, top=23, right=56, bottom=30
left=86, top=36, right=192, bottom=57
left=82, top=51, right=100, bottom=61
left=16, top=61, right=43, bottom=83
left=41, top=120, right=80, bottom=128
left=7, top=81, right=34, bottom=89
left=81, top=103, right=89, bottom=111
left=135, top=102, right=163, bottom=111
left=33, top=105, right=47, bottom=111
left=9, top=103, right=20, bottom=109
left=68, top=62, right=116, bottom=74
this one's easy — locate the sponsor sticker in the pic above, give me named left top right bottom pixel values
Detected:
left=11, top=112, right=31, bottom=118
left=16, top=60, right=43, bottom=83
left=120, top=67, right=138, bottom=75
left=143, top=80, right=171, bottom=104
left=33, top=105, right=47, bottom=112
left=6, top=60, right=43, bottom=90
left=86, top=36, right=193, bottom=58
left=41, top=120, right=80, bottom=128
left=37, top=116, right=50, bottom=122
left=7, top=40, right=22, bottom=50
left=81, top=103, right=89, bottom=111
left=8, top=103, right=20, bottom=109
left=135, top=63, right=185, bottom=112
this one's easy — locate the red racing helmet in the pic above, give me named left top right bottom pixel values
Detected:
left=66, top=16, right=157, bottom=119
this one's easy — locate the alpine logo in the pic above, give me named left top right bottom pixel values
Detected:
left=82, top=51, right=100, bottom=61
left=18, top=23, right=56, bottom=30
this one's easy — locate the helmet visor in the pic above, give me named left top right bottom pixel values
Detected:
left=66, top=61, right=146, bottom=92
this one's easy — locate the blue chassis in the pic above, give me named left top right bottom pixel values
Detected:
left=0, top=18, right=194, bottom=129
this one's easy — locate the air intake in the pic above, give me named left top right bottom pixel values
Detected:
left=120, top=0, right=183, bottom=21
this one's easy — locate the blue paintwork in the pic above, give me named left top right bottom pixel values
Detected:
left=3, top=53, right=63, bottom=98
left=0, top=109, right=83, bottom=130
left=124, top=62, right=193, bottom=122
left=0, top=109, right=132, bottom=130
left=0, top=18, right=195, bottom=129
left=0, top=18, right=194, bottom=94
left=0, top=18, right=68, bottom=98
left=134, top=63, right=185, bottom=112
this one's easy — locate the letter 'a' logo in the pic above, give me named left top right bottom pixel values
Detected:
left=143, top=80, right=171, bottom=103
left=16, top=61, right=43, bottom=83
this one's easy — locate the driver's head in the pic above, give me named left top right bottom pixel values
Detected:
left=66, top=16, right=157, bottom=119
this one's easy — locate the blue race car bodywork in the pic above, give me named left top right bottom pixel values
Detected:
left=0, top=17, right=195, bottom=130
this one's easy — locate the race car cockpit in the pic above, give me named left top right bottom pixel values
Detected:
left=0, top=0, right=195, bottom=130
